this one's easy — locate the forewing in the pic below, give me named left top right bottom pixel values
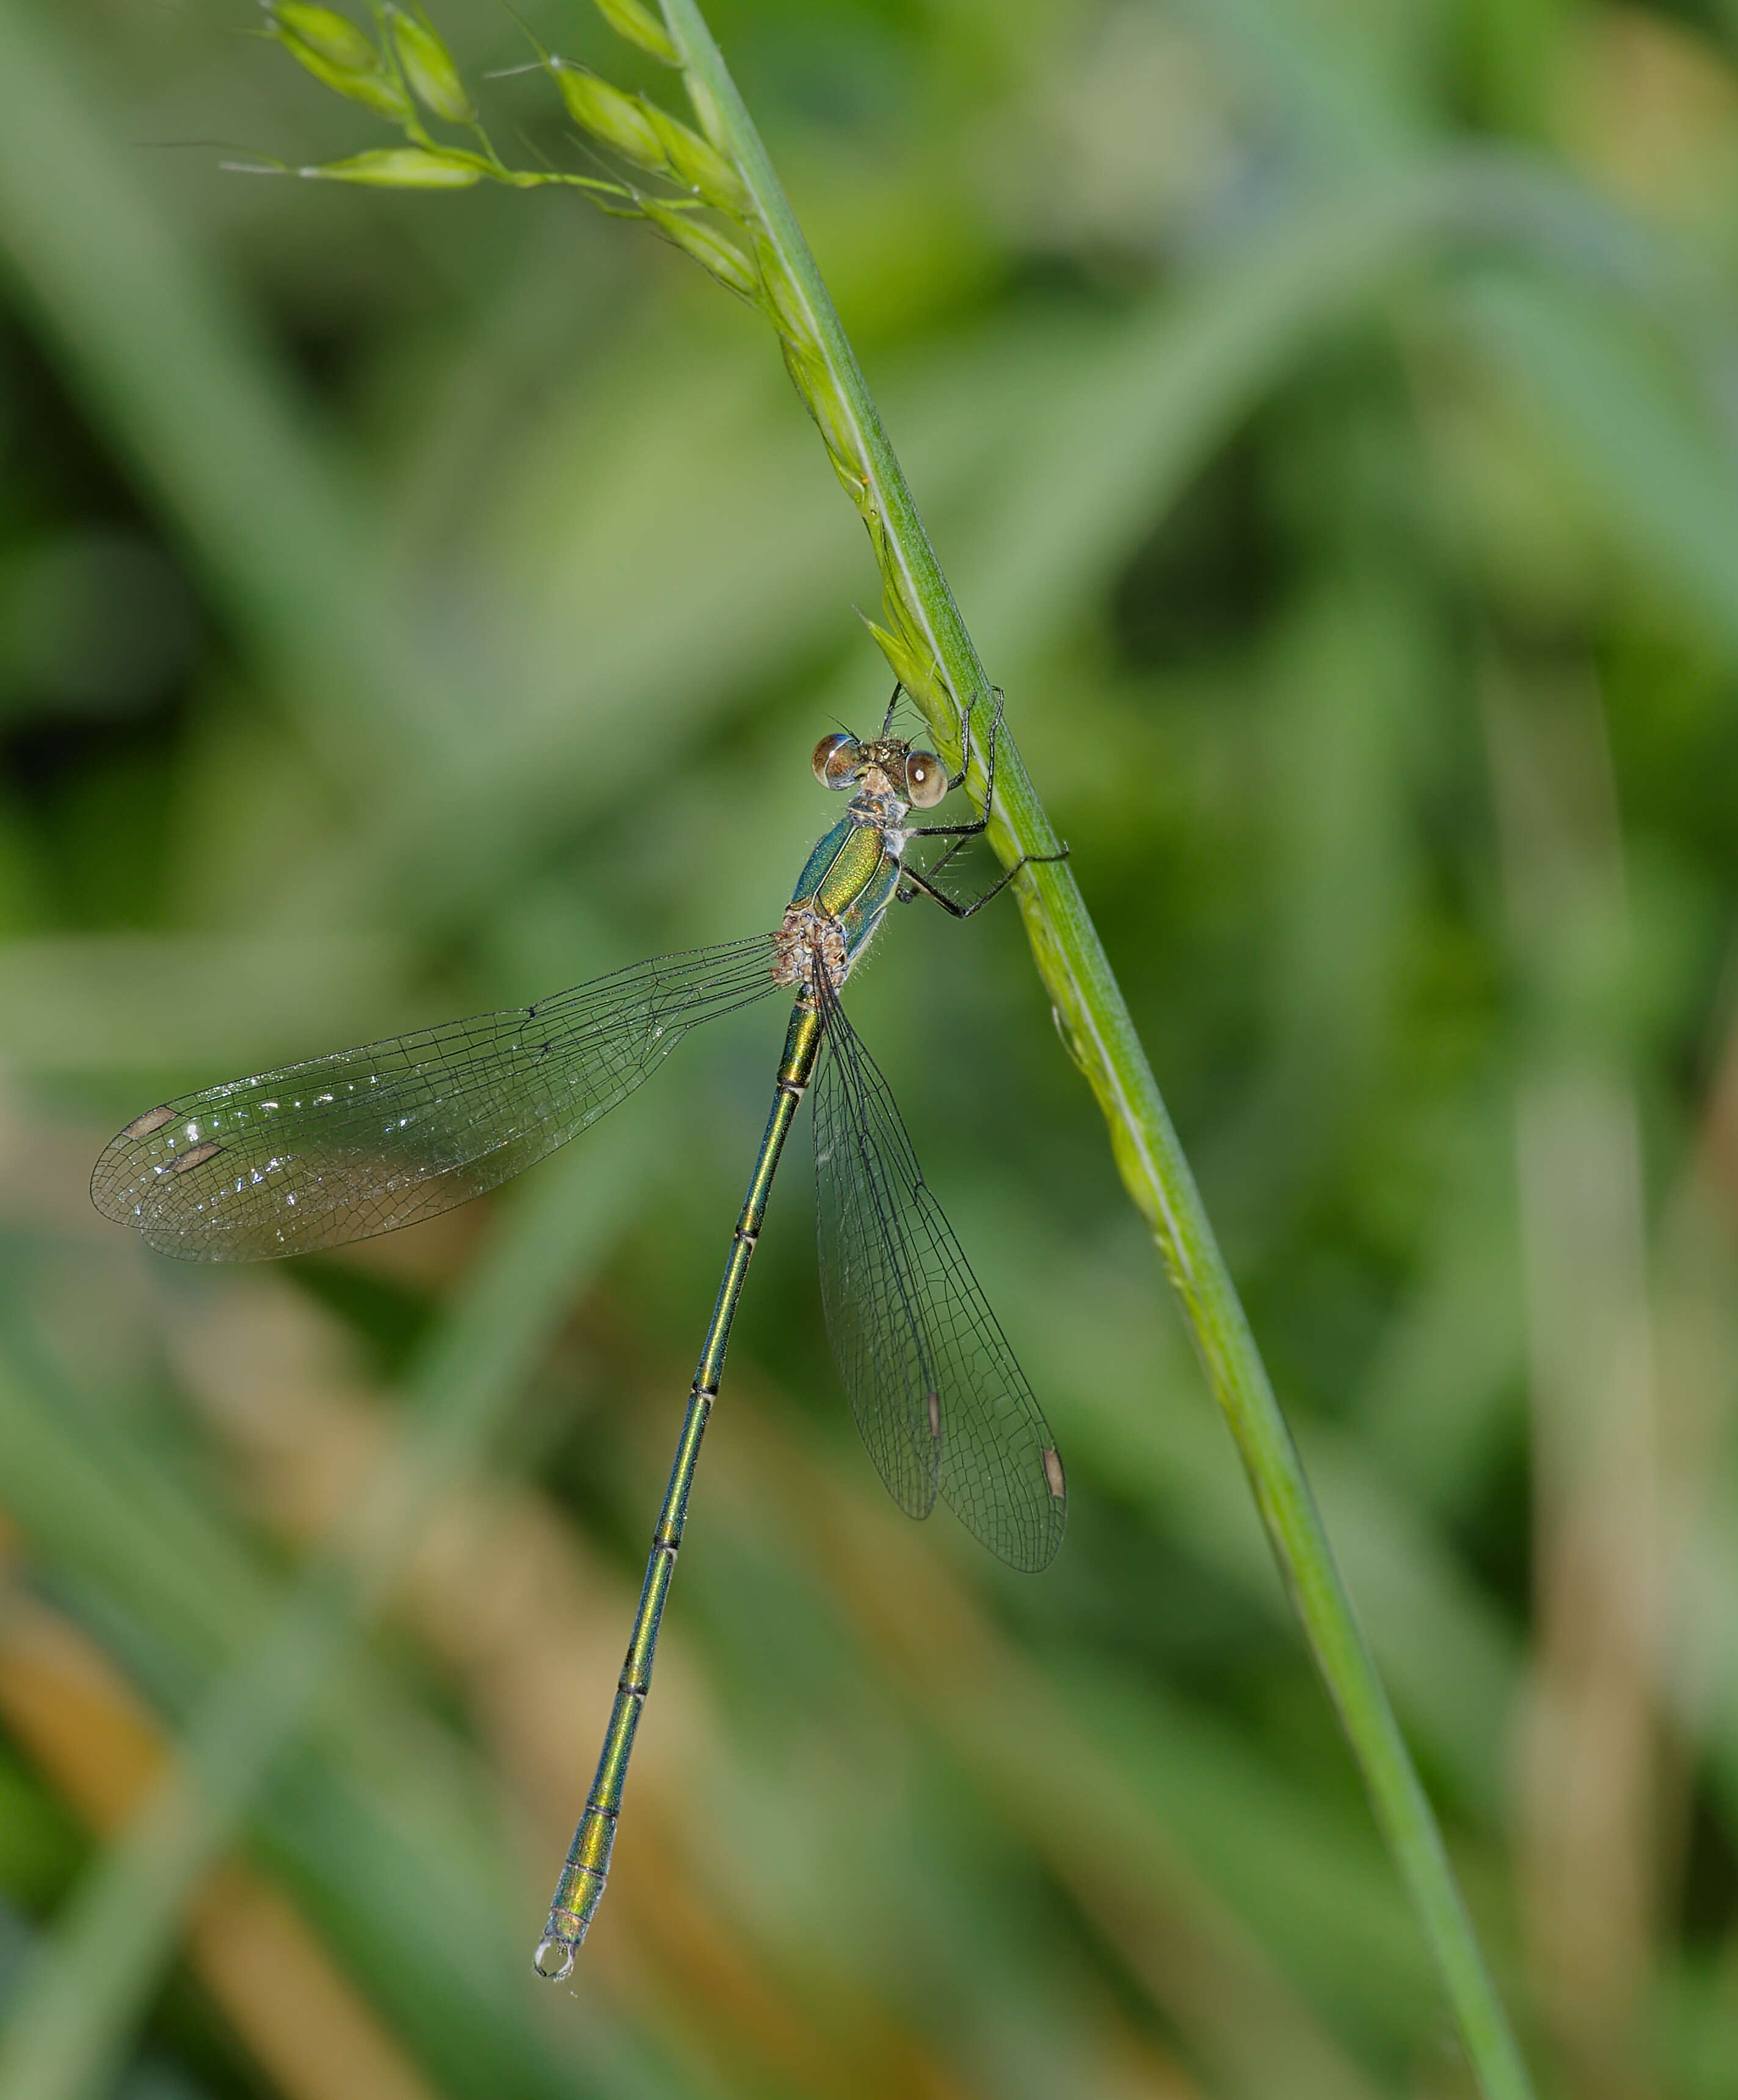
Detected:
left=813, top=984, right=1066, bottom=1570
left=92, top=937, right=780, bottom=1261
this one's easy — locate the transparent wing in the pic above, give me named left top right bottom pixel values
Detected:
left=812, top=976, right=1066, bottom=1571
left=92, top=936, right=781, bottom=1262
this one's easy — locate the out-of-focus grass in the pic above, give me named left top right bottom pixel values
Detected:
left=0, top=1, right=1734, bottom=2096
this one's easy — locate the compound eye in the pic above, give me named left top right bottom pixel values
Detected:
left=812, top=733, right=860, bottom=790
left=902, top=749, right=947, bottom=808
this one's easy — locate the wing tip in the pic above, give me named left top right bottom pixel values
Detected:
left=1009, top=1513, right=1066, bottom=1574
left=89, top=1145, right=139, bottom=1230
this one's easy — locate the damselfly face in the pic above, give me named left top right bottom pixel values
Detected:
left=811, top=730, right=948, bottom=808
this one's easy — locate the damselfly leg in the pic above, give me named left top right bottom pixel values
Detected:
left=887, top=684, right=1070, bottom=915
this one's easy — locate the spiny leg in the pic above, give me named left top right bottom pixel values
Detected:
left=883, top=677, right=983, bottom=771
left=897, top=841, right=1069, bottom=920
left=945, top=683, right=987, bottom=793
left=893, top=682, right=1064, bottom=907
left=906, top=686, right=1008, bottom=844
left=895, top=835, right=971, bottom=904
left=901, top=683, right=1068, bottom=909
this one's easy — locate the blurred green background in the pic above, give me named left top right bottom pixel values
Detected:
left=1, top=0, right=1736, bottom=2095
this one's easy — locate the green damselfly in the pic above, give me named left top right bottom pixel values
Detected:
left=92, top=688, right=1069, bottom=1977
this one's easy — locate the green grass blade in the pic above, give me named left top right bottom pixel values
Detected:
left=948, top=150, right=1690, bottom=672
left=1464, top=270, right=1738, bottom=652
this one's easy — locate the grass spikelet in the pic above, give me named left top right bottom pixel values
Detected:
left=754, top=238, right=818, bottom=352
left=635, top=194, right=757, bottom=296
left=383, top=4, right=475, bottom=125
left=859, top=615, right=936, bottom=707
left=266, top=0, right=377, bottom=70
left=264, top=1, right=412, bottom=120
left=548, top=59, right=667, bottom=170
left=677, top=68, right=730, bottom=151
left=639, top=99, right=746, bottom=208
left=591, top=0, right=680, bottom=65
left=300, top=145, right=484, bottom=184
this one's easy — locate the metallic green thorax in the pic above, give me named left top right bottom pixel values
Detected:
left=791, top=813, right=901, bottom=957
left=536, top=815, right=894, bottom=1978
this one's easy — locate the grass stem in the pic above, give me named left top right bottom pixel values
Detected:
left=657, top=3, right=1535, bottom=2092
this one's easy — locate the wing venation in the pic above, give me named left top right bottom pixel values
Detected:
left=812, top=978, right=1065, bottom=1571
left=92, top=936, right=780, bottom=1260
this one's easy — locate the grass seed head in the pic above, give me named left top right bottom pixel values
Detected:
left=385, top=5, right=475, bottom=125
left=637, top=195, right=759, bottom=298
left=592, top=0, right=680, bottom=66
left=550, top=60, right=667, bottom=171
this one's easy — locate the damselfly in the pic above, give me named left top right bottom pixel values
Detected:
left=91, top=686, right=1069, bottom=1977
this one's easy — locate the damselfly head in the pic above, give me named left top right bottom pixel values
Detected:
left=812, top=732, right=948, bottom=809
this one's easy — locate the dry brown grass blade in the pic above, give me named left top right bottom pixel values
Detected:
left=1702, top=986, right=1738, bottom=1222
left=1483, top=661, right=1662, bottom=2093
left=0, top=1554, right=437, bottom=2100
